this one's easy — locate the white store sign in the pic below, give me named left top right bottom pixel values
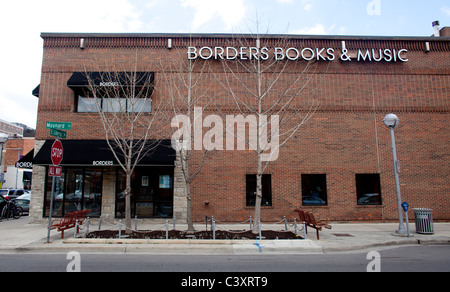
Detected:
left=187, top=46, right=408, bottom=63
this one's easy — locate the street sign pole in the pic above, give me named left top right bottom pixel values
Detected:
left=47, top=138, right=64, bottom=243
left=46, top=176, right=56, bottom=243
left=46, top=122, right=70, bottom=242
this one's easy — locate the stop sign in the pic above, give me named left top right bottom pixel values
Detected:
left=51, top=140, right=63, bottom=166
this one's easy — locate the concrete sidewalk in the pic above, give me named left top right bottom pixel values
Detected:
left=1, top=217, right=449, bottom=254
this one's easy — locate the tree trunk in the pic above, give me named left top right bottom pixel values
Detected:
left=125, top=169, right=132, bottom=233
left=252, top=152, right=263, bottom=234
left=186, top=182, right=195, bottom=232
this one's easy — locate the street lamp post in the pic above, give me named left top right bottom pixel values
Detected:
left=383, top=114, right=407, bottom=235
left=0, top=133, right=9, bottom=187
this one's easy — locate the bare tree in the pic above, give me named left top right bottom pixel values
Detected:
left=84, top=67, right=164, bottom=232
left=160, top=38, right=214, bottom=232
left=217, top=26, right=321, bottom=233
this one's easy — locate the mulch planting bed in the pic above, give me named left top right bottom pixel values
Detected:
left=86, top=230, right=302, bottom=240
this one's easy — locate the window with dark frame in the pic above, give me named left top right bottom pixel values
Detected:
left=246, top=174, right=272, bottom=207
left=356, top=174, right=382, bottom=205
left=43, top=167, right=103, bottom=218
left=77, top=96, right=152, bottom=113
left=76, top=88, right=152, bottom=113
left=115, top=168, right=174, bottom=219
left=301, top=174, right=328, bottom=206
left=77, top=90, right=99, bottom=113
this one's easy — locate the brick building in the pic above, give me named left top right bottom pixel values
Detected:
left=0, top=120, right=34, bottom=189
left=29, top=30, right=449, bottom=223
left=1, top=137, right=35, bottom=189
left=0, top=119, right=24, bottom=137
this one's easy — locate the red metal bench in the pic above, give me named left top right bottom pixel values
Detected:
left=294, top=209, right=332, bottom=240
left=50, top=209, right=91, bottom=239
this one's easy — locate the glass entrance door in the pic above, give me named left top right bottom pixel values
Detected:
left=116, top=167, right=174, bottom=218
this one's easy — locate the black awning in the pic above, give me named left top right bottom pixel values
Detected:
left=32, top=85, right=40, bottom=98
left=67, top=72, right=154, bottom=89
left=16, top=150, right=34, bottom=169
left=33, top=140, right=175, bottom=167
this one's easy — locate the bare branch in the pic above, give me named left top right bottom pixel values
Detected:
left=81, top=58, right=163, bottom=231
left=158, top=37, right=217, bottom=232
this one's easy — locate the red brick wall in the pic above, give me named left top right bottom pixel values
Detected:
left=4, top=138, right=35, bottom=166
left=188, top=111, right=449, bottom=222
left=35, top=34, right=449, bottom=222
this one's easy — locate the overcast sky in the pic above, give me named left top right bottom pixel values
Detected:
left=0, top=0, right=449, bottom=129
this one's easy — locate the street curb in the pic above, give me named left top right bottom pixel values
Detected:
left=0, top=238, right=323, bottom=254
left=321, top=238, right=450, bottom=253
left=2, top=237, right=448, bottom=255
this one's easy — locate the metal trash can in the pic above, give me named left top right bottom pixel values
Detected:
left=413, top=208, right=434, bottom=234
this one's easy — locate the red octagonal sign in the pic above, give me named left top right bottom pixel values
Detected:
left=51, top=140, right=63, bottom=166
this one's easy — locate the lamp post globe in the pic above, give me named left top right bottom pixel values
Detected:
left=383, top=113, right=399, bottom=129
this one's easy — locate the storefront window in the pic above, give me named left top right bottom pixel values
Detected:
left=64, top=168, right=84, bottom=214
left=356, top=174, right=382, bottom=205
left=128, top=98, right=152, bottom=113
left=115, top=170, right=133, bottom=218
left=44, top=167, right=102, bottom=217
left=301, top=174, right=328, bottom=206
left=77, top=94, right=151, bottom=113
left=246, top=174, right=272, bottom=207
left=44, top=168, right=66, bottom=218
left=102, top=98, right=127, bottom=112
left=78, top=96, right=99, bottom=112
left=115, top=167, right=173, bottom=218
left=84, top=169, right=103, bottom=216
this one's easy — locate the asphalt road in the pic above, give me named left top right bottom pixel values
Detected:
left=1, top=245, right=449, bottom=273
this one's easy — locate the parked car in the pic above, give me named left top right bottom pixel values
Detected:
left=0, top=195, right=7, bottom=213
left=13, top=193, right=30, bottom=213
left=357, top=193, right=381, bottom=205
left=0, top=189, right=29, bottom=200
left=302, top=196, right=327, bottom=205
